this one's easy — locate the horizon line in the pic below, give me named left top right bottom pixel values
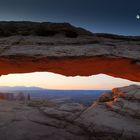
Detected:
left=0, top=85, right=111, bottom=91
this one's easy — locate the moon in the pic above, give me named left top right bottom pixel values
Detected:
left=136, top=15, right=140, bottom=19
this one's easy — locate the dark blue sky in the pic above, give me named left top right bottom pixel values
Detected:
left=0, top=0, right=140, bottom=35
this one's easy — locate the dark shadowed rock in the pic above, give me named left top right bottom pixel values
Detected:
left=98, top=92, right=113, bottom=102
left=0, top=21, right=93, bottom=37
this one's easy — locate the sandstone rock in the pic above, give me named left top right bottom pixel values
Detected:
left=113, top=85, right=140, bottom=100
left=41, top=103, right=85, bottom=122
left=106, top=85, right=140, bottom=119
left=0, top=22, right=139, bottom=82
left=39, top=85, right=140, bottom=140
left=58, top=103, right=85, bottom=112
left=0, top=101, right=88, bottom=140
left=98, top=92, right=113, bottom=102
left=76, top=104, right=140, bottom=140
left=0, top=85, right=140, bottom=140
left=75, top=85, right=140, bottom=140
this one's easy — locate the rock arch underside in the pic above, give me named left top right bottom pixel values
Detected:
left=0, top=35, right=140, bottom=82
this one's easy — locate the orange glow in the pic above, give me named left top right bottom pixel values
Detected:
left=0, top=72, right=139, bottom=90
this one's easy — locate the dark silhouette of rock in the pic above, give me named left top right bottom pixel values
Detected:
left=0, top=21, right=93, bottom=37
left=98, top=92, right=113, bottom=102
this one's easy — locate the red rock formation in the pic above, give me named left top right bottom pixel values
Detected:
left=0, top=22, right=139, bottom=81
left=0, top=56, right=139, bottom=82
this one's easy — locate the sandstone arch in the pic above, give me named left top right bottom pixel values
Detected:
left=0, top=22, right=139, bottom=81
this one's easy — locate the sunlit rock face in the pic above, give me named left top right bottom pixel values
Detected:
left=106, top=85, right=140, bottom=118
left=98, top=85, right=140, bottom=118
left=0, top=21, right=140, bottom=82
left=36, top=85, right=140, bottom=140
left=74, top=85, right=140, bottom=140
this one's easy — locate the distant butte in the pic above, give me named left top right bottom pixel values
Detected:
left=0, top=21, right=139, bottom=81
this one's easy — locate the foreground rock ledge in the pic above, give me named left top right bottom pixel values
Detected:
left=0, top=25, right=139, bottom=81
left=0, top=85, right=140, bottom=140
left=40, top=85, right=140, bottom=140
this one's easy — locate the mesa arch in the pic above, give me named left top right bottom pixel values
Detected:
left=0, top=34, right=140, bottom=82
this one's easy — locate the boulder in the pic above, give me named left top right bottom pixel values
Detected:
left=75, top=85, right=140, bottom=139
left=113, top=85, right=140, bottom=100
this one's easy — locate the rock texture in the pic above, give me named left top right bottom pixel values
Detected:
left=75, top=85, right=140, bottom=140
left=0, top=21, right=139, bottom=81
left=0, top=85, right=139, bottom=140
left=106, top=85, right=140, bottom=118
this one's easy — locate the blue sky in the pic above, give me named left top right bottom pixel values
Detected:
left=0, top=0, right=140, bottom=35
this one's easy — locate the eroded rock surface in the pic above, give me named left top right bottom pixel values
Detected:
left=106, top=85, right=140, bottom=118
left=0, top=22, right=139, bottom=81
left=40, top=85, right=140, bottom=140
left=0, top=85, right=139, bottom=140
left=0, top=101, right=88, bottom=140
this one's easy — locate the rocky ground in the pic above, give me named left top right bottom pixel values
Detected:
left=0, top=85, right=139, bottom=140
left=0, top=35, right=140, bottom=59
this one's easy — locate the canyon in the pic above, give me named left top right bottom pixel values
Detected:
left=0, top=85, right=140, bottom=140
left=0, top=22, right=139, bottom=140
